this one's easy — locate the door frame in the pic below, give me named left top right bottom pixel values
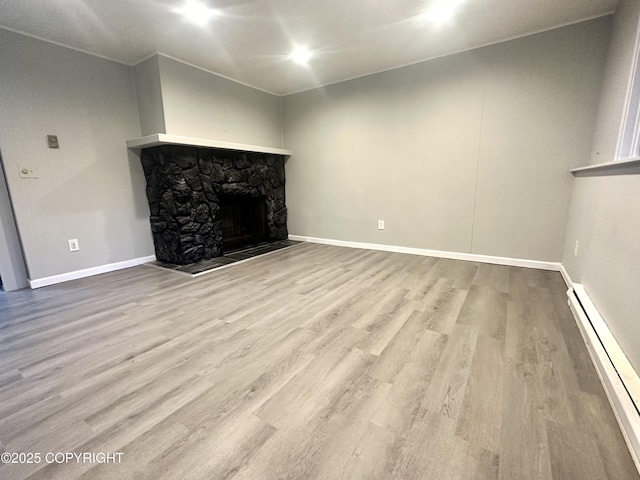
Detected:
left=0, top=150, right=29, bottom=291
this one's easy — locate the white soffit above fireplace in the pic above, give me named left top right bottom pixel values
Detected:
left=0, top=0, right=617, bottom=95
left=126, top=134, right=292, bottom=156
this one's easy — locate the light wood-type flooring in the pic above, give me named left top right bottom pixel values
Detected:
left=0, top=243, right=637, bottom=479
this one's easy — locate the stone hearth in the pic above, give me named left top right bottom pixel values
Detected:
left=140, top=145, right=287, bottom=265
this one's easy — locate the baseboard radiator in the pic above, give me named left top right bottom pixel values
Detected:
left=567, top=284, right=640, bottom=471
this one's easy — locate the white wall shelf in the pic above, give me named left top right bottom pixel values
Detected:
left=571, top=157, right=640, bottom=175
left=126, top=133, right=292, bottom=156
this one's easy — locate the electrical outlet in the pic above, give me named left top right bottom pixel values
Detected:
left=18, top=166, right=38, bottom=179
left=574, top=240, right=579, bottom=257
left=378, top=220, right=385, bottom=230
left=68, top=239, right=79, bottom=252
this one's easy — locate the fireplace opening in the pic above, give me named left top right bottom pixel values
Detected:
left=220, top=196, right=269, bottom=252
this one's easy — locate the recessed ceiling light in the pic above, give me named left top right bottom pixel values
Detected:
left=290, top=47, right=312, bottom=65
left=175, top=1, right=220, bottom=26
left=421, top=0, right=466, bottom=27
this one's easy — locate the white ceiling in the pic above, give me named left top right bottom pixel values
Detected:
left=0, top=0, right=618, bottom=95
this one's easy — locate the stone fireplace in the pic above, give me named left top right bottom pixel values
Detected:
left=139, top=144, right=287, bottom=265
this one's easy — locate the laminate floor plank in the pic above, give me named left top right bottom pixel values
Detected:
left=78, top=420, right=190, bottom=480
left=456, top=285, right=508, bottom=343
left=546, top=419, right=609, bottom=480
left=365, top=310, right=436, bottom=383
left=354, top=299, right=417, bottom=356
left=234, top=352, right=380, bottom=480
left=506, top=267, right=530, bottom=304
left=569, top=391, right=639, bottom=478
left=417, top=280, right=468, bottom=335
left=370, top=329, right=448, bottom=434
left=0, top=243, right=635, bottom=480
left=455, top=335, right=504, bottom=452
left=404, top=259, right=443, bottom=300
left=24, top=374, right=217, bottom=480
left=498, top=362, right=553, bottom=480
left=421, top=323, right=478, bottom=421
left=529, top=288, right=581, bottom=425
left=315, top=416, right=394, bottom=480
left=387, top=406, right=496, bottom=480
left=255, top=331, right=370, bottom=428
left=472, top=263, right=510, bottom=293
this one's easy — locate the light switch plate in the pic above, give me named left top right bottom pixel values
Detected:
left=47, top=135, right=59, bottom=148
left=18, top=166, right=38, bottom=179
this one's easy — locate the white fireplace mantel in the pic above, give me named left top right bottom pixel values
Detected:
left=126, top=133, right=292, bottom=156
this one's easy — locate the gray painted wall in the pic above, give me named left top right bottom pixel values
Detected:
left=157, top=55, right=283, bottom=148
left=563, top=0, right=640, bottom=371
left=133, top=55, right=166, bottom=136
left=283, top=18, right=611, bottom=262
left=0, top=28, right=154, bottom=281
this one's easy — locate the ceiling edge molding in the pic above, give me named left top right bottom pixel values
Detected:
left=283, top=10, right=616, bottom=97
left=145, top=52, right=281, bottom=97
left=1, top=8, right=616, bottom=97
left=0, top=24, right=130, bottom=66
left=132, top=51, right=160, bottom=66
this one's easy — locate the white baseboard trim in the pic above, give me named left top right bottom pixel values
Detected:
left=288, top=235, right=561, bottom=271
left=565, top=280, right=640, bottom=472
left=28, top=255, right=156, bottom=289
left=559, top=263, right=572, bottom=289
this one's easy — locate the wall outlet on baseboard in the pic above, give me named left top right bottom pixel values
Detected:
left=574, top=240, right=579, bottom=257
left=378, top=220, right=384, bottom=230
left=68, top=239, right=80, bottom=252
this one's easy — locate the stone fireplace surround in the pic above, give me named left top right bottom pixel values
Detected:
left=139, top=143, right=288, bottom=265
